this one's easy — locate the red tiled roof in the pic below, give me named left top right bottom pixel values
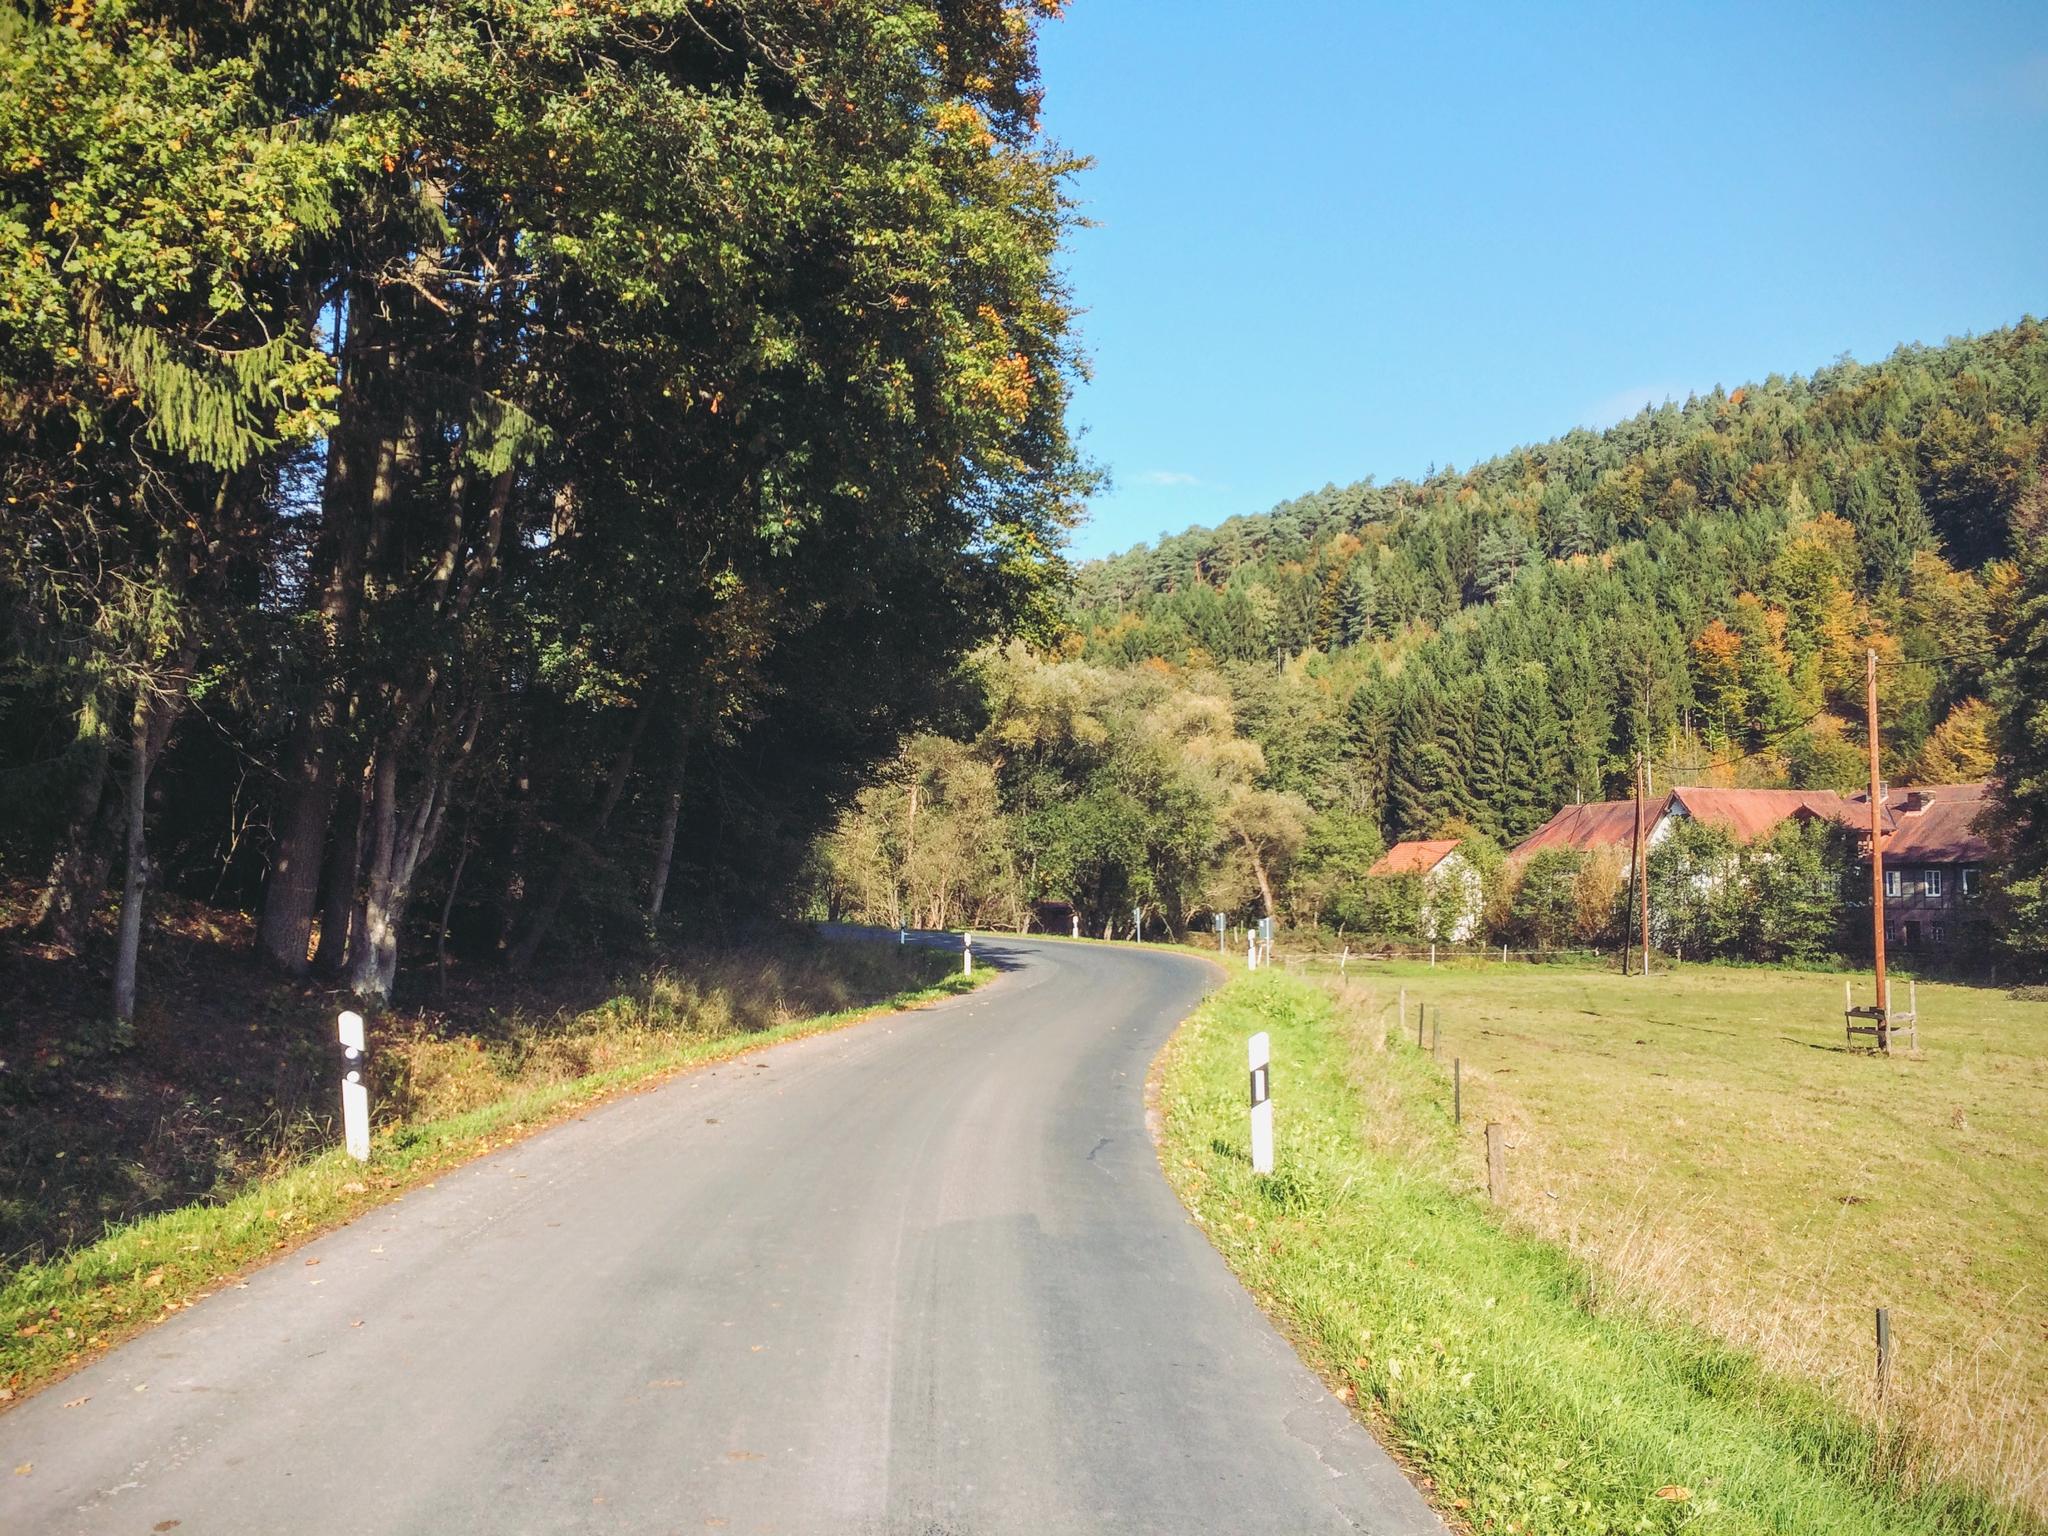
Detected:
left=1511, top=798, right=1666, bottom=858
left=1369, top=839, right=1462, bottom=877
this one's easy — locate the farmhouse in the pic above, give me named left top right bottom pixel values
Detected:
left=1509, top=781, right=1995, bottom=957
left=1512, top=786, right=1862, bottom=862
left=1369, top=838, right=1484, bottom=942
left=1846, top=782, right=1994, bottom=954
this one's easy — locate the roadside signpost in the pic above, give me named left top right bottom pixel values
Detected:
left=1248, top=1031, right=1273, bottom=1175
left=337, top=1010, right=370, bottom=1162
left=963, top=931, right=973, bottom=976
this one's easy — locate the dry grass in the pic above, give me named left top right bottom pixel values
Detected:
left=2, top=934, right=968, bottom=1403
left=1316, top=961, right=2048, bottom=1520
left=376, top=947, right=929, bottom=1125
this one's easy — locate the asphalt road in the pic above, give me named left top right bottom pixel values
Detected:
left=3, top=934, right=1445, bottom=1535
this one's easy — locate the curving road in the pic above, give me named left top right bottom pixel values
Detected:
left=3, top=934, right=1444, bottom=1535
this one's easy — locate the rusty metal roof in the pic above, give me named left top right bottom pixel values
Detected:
left=1665, top=786, right=1863, bottom=842
left=1510, top=798, right=1665, bottom=858
left=1510, top=780, right=1997, bottom=864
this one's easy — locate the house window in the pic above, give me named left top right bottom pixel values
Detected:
left=1925, top=868, right=1942, bottom=899
left=1885, top=868, right=1901, bottom=899
left=1962, top=866, right=1981, bottom=897
left=1933, top=924, right=1946, bottom=945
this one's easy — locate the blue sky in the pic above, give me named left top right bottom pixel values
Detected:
left=1036, top=1, right=2048, bottom=561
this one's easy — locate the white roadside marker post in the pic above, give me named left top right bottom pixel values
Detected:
left=337, top=1009, right=370, bottom=1162
left=1133, top=905, right=1143, bottom=942
left=1248, top=1031, right=1274, bottom=1175
left=1072, top=912, right=1080, bottom=939
left=1214, top=912, right=1226, bottom=952
left=1246, top=930, right=1257, bottom=971
left=963, top=931, right=973, bottom=976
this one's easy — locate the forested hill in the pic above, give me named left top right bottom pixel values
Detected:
left=1064, top=321, right=2046, bottom=841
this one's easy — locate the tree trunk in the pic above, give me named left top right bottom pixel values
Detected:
left=645, top=733, right=691, bottom=919
left=436, top=828, right=473, bottom=995
left=312, top=772, right=363, bottom=977
left=348, top=743, right=451, bottom=1004
left=1238, top=829, right=1278, bottom=919
left=33, top=717, right=115, bottom=953
left=258, top=293, right=389, bottom=973
left=110, top=694, right=153, bottom=1027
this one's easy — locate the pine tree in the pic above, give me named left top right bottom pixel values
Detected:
left=1335, top=558, right=1378, bottom=647
left=1989, top=523, right=2048, bottom=955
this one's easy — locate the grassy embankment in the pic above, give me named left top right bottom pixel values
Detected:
left=1155, top=963, right=2046, bottom=1535
left=2, top=935, right=975, bottom=1404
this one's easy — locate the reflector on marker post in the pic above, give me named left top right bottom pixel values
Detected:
left=963, top=930, right=972, bottom=976
left=1248, top=1031, right=1273, bottom=1175
left=337, top=1010, right=370, bottom=1162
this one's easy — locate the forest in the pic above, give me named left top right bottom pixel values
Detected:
left=0, top=0, right=1086, bottom=1027
left=4, top=0, right=2047, bottom=1045
left=817, top=322, right=2048, bottom=965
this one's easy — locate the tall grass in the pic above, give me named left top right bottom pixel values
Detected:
left=1155, top=970, right=2042, bottom=1536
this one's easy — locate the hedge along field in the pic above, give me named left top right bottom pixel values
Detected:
left=2, top=939, right=974, bottom=1405
left=1153, top=968, right=2043, bottom=1536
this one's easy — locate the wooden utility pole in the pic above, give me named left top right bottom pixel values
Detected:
left=1632, top=752, right=1651, bottom=978
left=1866, top=648, right=1889, bottom=1040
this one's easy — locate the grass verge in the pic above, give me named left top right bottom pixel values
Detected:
left=1154, top=969, right=2040, bottom=1536
left=2, top=945, right=982, bottom=1406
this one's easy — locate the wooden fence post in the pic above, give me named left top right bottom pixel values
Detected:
left=1485, top=1122, right=1505, bottom=1204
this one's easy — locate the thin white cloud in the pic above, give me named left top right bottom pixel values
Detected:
left=1133, top=469, right=1201, bottom=487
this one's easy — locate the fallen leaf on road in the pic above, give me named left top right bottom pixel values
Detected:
left=62, top=1395, right=89, bottom=1408
left=647, top=1379, right=686, bottom=1389
left=153, top=1522, right=181, bottom=1531
left=13, top=1463, right=29, bottom=1476
left=1655, top=1485, right=1693, bottom=1502
left=304, top=1258, right=320, bottom=1267
left=350, top=1320, right=364, bottom=1328
left=749, top=1345, right=764, bottom=1352
left=725, top=1450, right=764, bottom=1462
left=133, top=1383, right=147, bottom=1393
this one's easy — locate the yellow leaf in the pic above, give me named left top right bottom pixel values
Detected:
left=1655, top=1485, right=1693, bottom=1502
